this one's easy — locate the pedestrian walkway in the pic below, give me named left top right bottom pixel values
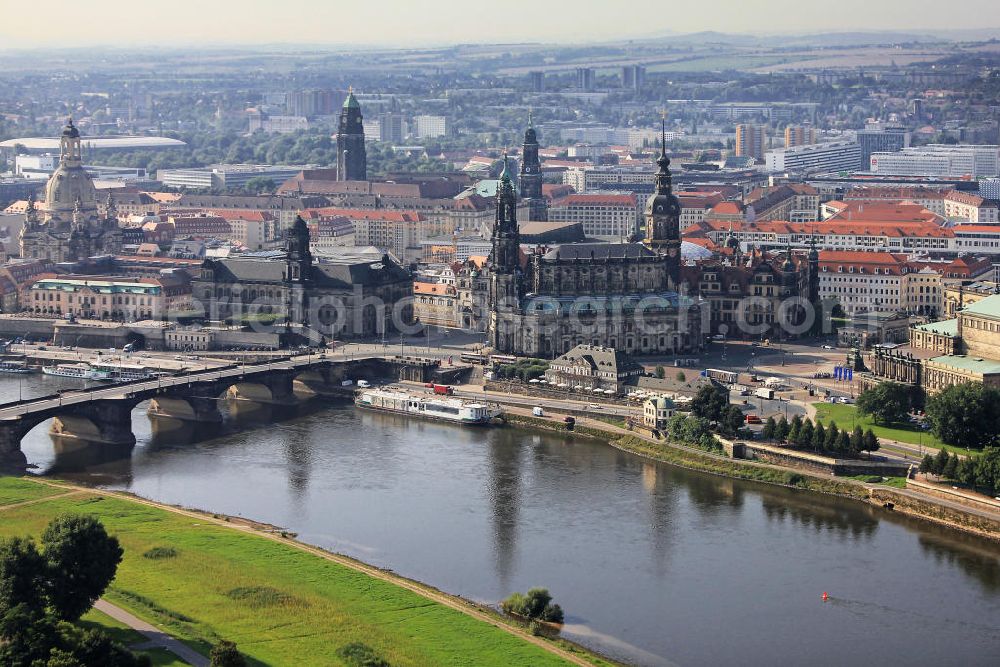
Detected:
left=93, top=599, right=208, bottom=667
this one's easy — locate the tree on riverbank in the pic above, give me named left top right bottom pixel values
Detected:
left=501, top=588, right=563, bottom=624
left=0, top=515, right=141, bottom=667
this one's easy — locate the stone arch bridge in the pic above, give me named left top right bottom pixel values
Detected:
left=0, top=353, right=442, bottom=471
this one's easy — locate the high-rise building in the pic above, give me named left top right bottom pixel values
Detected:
left=378, top=113, right=405, bottom=143
left=519, top=118, right=546, bottom=221
left=784, top=125, right=817, bottom=148
left=857, top=123, right=911, bottom=168
left=621, top=65, right=646, bottom=90
left=528, top=70, right=544, bottom=92
left=413, top=115, right=448, bottom=139
left=735, top=124, right=765, bottom=162
left=336, top=90, right=367, bottom=181
left=576, top=67, right=596, bottom=91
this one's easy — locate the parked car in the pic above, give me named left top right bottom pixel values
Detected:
left=822, top=345, right=835, bottom=350
left=357, top=379, right=371, bottom=388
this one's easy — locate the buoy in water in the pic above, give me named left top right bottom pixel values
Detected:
left=822, top=592, right=829, bottom=602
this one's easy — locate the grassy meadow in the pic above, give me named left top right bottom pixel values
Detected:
left=0, top=477, right=604, bottom=667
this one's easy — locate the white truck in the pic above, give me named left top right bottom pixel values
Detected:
left=755, top=387, right=775, bottom=400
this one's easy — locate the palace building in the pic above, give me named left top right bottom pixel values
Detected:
left=485, top=128, right=702, bottom=358
left=19, top=119, right=123, bottom=263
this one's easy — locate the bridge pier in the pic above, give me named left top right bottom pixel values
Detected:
left=0, top=425, right=28, bottom=471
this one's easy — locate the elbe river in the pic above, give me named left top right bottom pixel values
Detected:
left=5, top=372, right=1000, bottom=666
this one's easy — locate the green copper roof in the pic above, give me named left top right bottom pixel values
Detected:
left=928, top=355, right=1000, bottom=375
left=913, top=318, right=958, bottom=336
left=960, top=293, right=1000, bottom=320
left=343, top=91, right=360, bottom=109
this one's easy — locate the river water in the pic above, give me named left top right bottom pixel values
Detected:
left=5, top=372, right=1000, bottom=666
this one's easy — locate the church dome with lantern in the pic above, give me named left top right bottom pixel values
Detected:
left=43, top=118, right=99, bottom=226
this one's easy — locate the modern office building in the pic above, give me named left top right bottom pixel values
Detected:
left=621, top=65, right=646, bottom=90
left=857, top=124, right=911, bottom=168
left=413, top=115, right=448, bottom=139
left=576, top=67, right=596, bottom=91
left=765, top=140, right=862, bottom=174
left=870, top=145, right=1000, bottom=178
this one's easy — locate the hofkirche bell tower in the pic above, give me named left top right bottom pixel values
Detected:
left=643, top=117, right=682, bottom=289
left=19, top=118, right=122, bottom=262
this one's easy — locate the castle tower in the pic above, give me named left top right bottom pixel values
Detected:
left=336, top=89, right=367, bottom=181
left=643, top=118, right=682, bottom=289
left=519, top=113, right=546, bottom=221
left=488, top=156, right=522, bottom=351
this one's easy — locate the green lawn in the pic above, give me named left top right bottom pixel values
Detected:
left=811, top=403, right=949, bottom=450
left=0, top=477, right=67, bottom=506
left=0, top=477, right=599, bottom=667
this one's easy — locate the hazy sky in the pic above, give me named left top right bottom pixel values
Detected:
left=1, top=0, right=998, bottom=48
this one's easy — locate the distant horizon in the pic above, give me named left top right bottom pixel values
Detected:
left=2, top=0, right=1000, bottom=50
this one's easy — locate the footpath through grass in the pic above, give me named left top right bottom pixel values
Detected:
left=0, top=477, right=601, bottom=667
left=811, top=402, right=952, bottom=451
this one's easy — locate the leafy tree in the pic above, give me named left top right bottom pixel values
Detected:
left=850, top=426, right=864, bottom=456
left=812, top=422, right=826, bottom=451
left=0, top=603, right=57, bottom=667
left=942, top=453, right=959, bottom=480
left=775, top=416, right=790, bottom=442
left=675, top=370, right=686, bottom=382
left=691, top=385, right=728, bottom=422
left=918, top=454, right=934, bottom=474
left=42, top=516, right=123, bottom=622
left=925, top=382, right=1000, bottom=450
left=825, top=421, right=840, bottom=450
left=0, top=537, right=48, bottom=617
left=973, top=448, right=1000, bottom=495
left=788, top=415, right=802, bottom=443
left=797, top=419, right=814, bottom=449
left=862, top=429, right=880, bottom=456
left=762, top=416, right=776, bottom=440
left=856, top=382, right=911, bottom=425
left=932, top=448, right=950, bottom=476
left=210, top=640, right=247, bottom=667
left=721, top=405, right=744, bottom=436
left=654, top=365, right=665, bottom=379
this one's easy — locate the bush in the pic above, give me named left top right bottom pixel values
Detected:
left=336, top=642, right=390, bottom=667
left=500, top=588, right=563, bottom=624
left=142, top=546, right=177, bottom=560
left=210, top=640, right=247, bottom=667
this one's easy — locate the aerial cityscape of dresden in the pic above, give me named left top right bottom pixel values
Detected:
left=2, top=0, right=1000, bottom=665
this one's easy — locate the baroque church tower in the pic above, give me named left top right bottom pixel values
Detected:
left=519, top=114, right=546, bottom=221
left=20, top=118, right=122, bottom=263
left=336, top=89, right=367, bottom=181
left=643, top=119, right=682, bottom=289
left=487, top=156, right=522, bottom=351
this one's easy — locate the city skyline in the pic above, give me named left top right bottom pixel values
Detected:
left=2, top=0, right=1000, bottom=49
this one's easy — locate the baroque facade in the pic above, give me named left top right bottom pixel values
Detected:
left=19, top=119, right=123, bottom=263
left=486, top=129, right=701, bottom=358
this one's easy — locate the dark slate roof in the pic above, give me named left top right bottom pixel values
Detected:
left=204, top=254, right=411, bottom=288
left=542, top=242, right=657, bottom=261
